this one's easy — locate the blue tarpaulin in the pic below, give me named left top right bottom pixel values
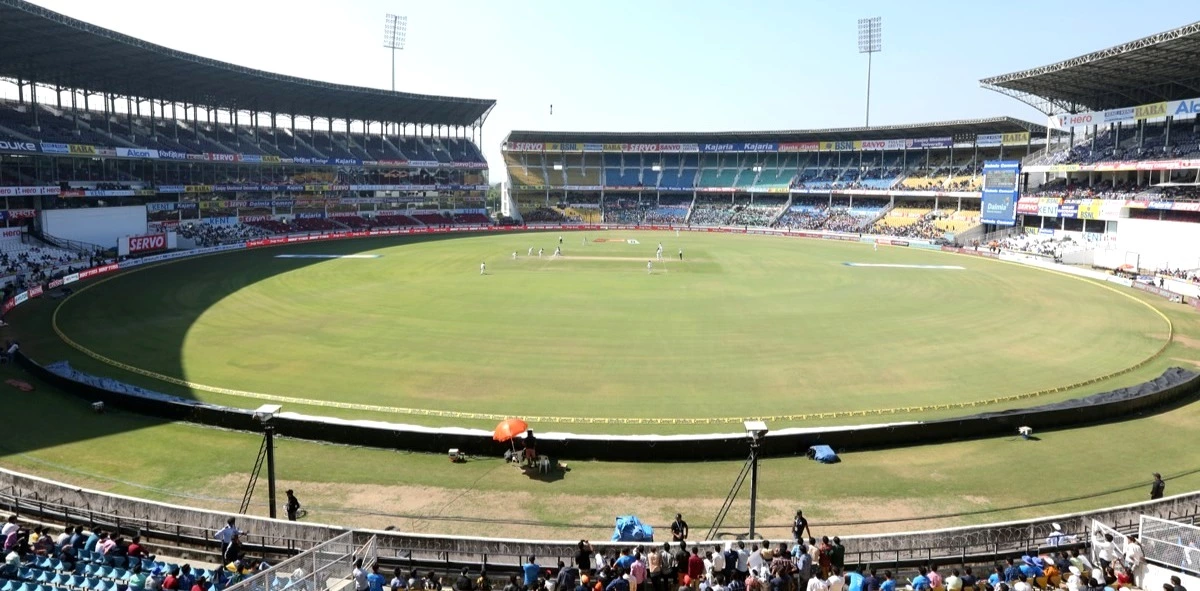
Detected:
left=612, top=515, right=654, bottom=542
left=807, top=445, right=840, bottom=463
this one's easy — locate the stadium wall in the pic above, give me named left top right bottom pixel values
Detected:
left=40, top=205, right=147, bottom=247
left=1113, top=218, right=1200, bottom=270
left=17, top=353, right=1198, bottom=462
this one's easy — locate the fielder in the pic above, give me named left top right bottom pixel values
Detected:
left=647, top=260, right=653, bottom=274
left=874, top=241, right=878, bottom=252
left=656, top=243, right=664, bottom=260
left=679, top=248, right=683, bottom=261
left=512, top=251, right=518, bottom=260
left=480, top=262, right=486, bottom=275
left=528, top=247, right=534, bottom=256
left=554, top=246, right=562, bottom=257
left=538, top=248, right=543, bottom=257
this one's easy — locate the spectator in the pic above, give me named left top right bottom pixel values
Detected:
left=525, top=556, right=542, bottom=587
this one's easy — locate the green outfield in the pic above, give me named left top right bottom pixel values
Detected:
left=21, top=230, right=1172, bottom=433
left=3, top=229, right=1199, bottom=538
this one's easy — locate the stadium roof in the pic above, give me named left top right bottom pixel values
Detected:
left=980, top=21, right=1200, bottom=115
left=0, top=0, right=495, bottom=127
left=505, top=117, right=1048, bottom=144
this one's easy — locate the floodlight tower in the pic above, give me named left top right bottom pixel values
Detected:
left=858, top=17, right=882, bottom=127
left=384, top=14, right=408, bottom=92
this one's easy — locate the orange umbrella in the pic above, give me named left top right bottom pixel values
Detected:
left=493, top=418, right=529, bottom=442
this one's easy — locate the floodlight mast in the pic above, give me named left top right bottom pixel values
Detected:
left=858, top=17, right=882, bottom=127
left=384, top=14, right=408, bottom=93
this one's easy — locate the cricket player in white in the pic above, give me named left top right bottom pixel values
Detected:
left=656, top=243, right=663, bottom=260
left=538, top=248, right=543, bottom=257
left=512, top=251, right=518, bottom=260
left=528, top=247, right=533, bottom=256
left=873, top=241, right=878, bottom=252
left=480, top=262, right=486, bottom=275
left=647, top=260, right=653, bottom=274
left=554, top=246, right=561, bottom=257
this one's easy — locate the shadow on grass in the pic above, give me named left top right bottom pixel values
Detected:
left=0, top=232, right=513, bottom=458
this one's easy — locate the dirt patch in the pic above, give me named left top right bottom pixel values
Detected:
left=551, top=256, right=702, bottom=263
left=1172, top=335, right=1200, bottom=349
left=199, top=474, right=998, bottom=539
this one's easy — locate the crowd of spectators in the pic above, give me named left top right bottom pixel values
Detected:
left=0, top=244, right=88, bottom=288
left=729, top=205, right=780, bottom=227
left=0, top=515, right=278, bottom=591
left=1157, top=267, right=1200, bottom=283
left=871, top=219, right=943, bottom=240
left=523, top=208, right=570, bottom=223
left=689, top=206, right=734, bottom=226
left=643, top=207, right=689, bottom=224
left=382, top=514, right=1151, bottom=591
left=177, top=223, right=270, bottom=247
left=604, top=206, right=648, bottom=224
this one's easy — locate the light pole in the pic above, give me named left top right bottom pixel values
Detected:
left=384, top=14, right=408, bottom=93
left=253, top=404, right=281, bottom=519
left=858, top=17, right=882, bottom=127
left=744, top=421, right=768, bottom=539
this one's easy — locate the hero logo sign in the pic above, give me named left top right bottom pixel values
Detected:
left=128, top=233, right=167, bottom=254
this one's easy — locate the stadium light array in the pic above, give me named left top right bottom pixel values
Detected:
left=857, top=17, right=882, bottom=127
left=384, top=14, right=408, bottom=93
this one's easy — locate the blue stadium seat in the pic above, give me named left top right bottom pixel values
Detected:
left=18, top=568, right=35, bottom=581
left=110, top=569, right=128, bottom=581
left=66, top=576, right=83, bottom=589
left=36, top=572, right=54, bottom=584
left=1, top=581, right=18, bottom=591
left=81, top=578, right=100, bottom=591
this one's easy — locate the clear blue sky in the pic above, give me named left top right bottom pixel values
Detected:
left=21, top=0, right=1198, bottom=182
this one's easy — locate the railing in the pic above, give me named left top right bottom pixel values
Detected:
left=3, top=466, right=1200, bottom=579
left=28, top=227, right=108, bottom=255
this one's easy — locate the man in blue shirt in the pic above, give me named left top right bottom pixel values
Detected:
left=524, top=556, right=541, bottom=587
left=988, top=566, right=1003, bottom=589
left=367, top=565, right=387, bottom=591
left=879, top=571, right=896, bottom=591
left=910, top=567, right=931, bottom=591
left=1004, top=560, right=1022, bottom=583
left=862, top=570, right=878, bottom=591
left=846, top=567, right=864, bottom=591
left=84, top=529, right=101, bottom=553
left=605, top=571, right=630, bottom=591
left=616, top=549, right=636, bottom=571
left=1018, top=557, right=1042, bottom=580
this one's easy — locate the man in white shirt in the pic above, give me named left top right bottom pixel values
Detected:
left=352, top=559, right=369, bottom=591
left=1, top=516, right=17, bottom=539
left=712, top=548, right=726, bottom=580
left=213, top=517, right=245, bottom=558
left=826, top=568, right=844, bottom=591
left=736, top=542, right=750, bottom=579
left=56, top=528, right=71, bottom=548
left=1124, top=535, right=1146, bottom=588
left=748, top=545, right=765, bottom=575
left=1093, top=533, right=1118, bottom=569
left=944, top=570, right=962, bottom=591
left=806, top=574, right=827, bottom=591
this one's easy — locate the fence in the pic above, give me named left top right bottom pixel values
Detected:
left=6, top=466, right=1200, bottom=577
left=1140, top=515, right=1200, bottom=577
left=220, top=531, right=377, bottom=591
left=1089, top=519, right=1128, bottom=568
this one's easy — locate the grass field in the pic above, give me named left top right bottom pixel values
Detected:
left=1, top=230, right=1198, bottom=538
left=33, top=231, right=1170, bottom=433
